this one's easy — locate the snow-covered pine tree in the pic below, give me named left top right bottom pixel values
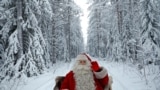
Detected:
left=69, top=0, right=84, bottom=58
left=126, top=0, right=143, bottom=64
left=70, top=16, right=84, bottom=58
left=50, top=0, right=83, bottom=62
left=0, top=0, right=16, bottom=67
left=38, top=0, right=52, bottom=65
left=99, top=0, right=120, bottom=61
left=20, top=0, right=50, bottom=76
left=0, top=42, right=5, bottom=67
left=50, top=0, right=69, bottom=62
left=87, top=0, right=109, bottom=58
left=0, top=3, right=7, bottom=66
left=140, top=0, right=160, bottom=64
left=48, top=0, right=58, bottom=64
left=0, top=0, right=50, bottom=84
left=117, top=0, right=144, bottom=63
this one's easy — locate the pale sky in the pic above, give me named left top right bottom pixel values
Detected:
left=74, top=0, right=89, bottom=45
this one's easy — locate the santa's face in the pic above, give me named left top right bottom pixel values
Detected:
left=79, top=60, right=87, bottom=65
left=72, top=59, right=91, bottom=72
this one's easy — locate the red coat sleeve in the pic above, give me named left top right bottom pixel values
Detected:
left=94, top=67, right=109, bottom=87
left=60, top=71, right=73, bottom=90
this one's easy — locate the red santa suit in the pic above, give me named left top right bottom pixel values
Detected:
left=60, top=54, right=109, bottom=90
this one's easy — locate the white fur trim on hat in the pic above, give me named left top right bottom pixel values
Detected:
left=94, top=67, right=108, bottom=79
left=76, top=54, right=88, bottom=61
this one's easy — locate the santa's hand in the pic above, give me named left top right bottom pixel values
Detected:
left=91, top=61, right=101, bottom=72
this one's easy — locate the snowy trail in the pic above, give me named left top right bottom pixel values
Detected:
left=20, top=61, right=127, bottom=90
left=33, top=75, right=55, bottom=90
left=19, top=61, right=155, bottom=90
left=99, top=61, right=129, bottom=90
left=19, top=62, right=71, bottom=90
left=109, top=71, right=129, bottom=90
left=20, top=73, right=55, bottom=90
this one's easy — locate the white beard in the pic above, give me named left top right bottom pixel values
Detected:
left=73, top=64, right=95, bottom=90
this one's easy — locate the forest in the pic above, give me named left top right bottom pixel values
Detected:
left=0, top=0, right=160, bottom=89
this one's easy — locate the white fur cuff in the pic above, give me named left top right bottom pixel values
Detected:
left=94, top=67, right=108, bottom=79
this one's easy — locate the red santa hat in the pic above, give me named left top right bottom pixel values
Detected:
left=76, top=53, right=91, bottom=65
left=75, top=54, right=92, bottom=62
left=76, top=53, right=101, bottom=72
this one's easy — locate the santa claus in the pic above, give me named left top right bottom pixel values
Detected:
left=60, top=53, right=112, bottom=90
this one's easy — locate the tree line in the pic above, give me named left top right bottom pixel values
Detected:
left=0, top=0, right=160, bottom=85
left=0, top=0, right=84, bottom=82
left=87, top=0, right=160, bottom=65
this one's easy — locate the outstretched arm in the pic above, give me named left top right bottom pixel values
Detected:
left=94, top=66, right=109, bottom=87
left=91, top=61, right=109, bottom=88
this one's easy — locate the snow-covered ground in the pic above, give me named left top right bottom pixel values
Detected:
left=1, top=60, right=159, bottom=90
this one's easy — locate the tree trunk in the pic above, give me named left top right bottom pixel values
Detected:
left=116, top=0, right=123, bottom=36
left=51, top=22, right=56, bottom=63
left=17, top=0, right=23, bottom=59
left=65, top=0, right=71, bottom=62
